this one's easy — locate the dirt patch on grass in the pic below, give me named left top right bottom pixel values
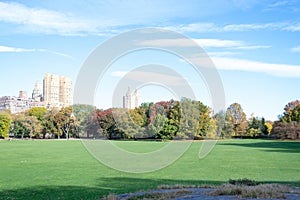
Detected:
left=102, top=183, right=300, bottom=200
left=210, top=183, right=292, bottom=199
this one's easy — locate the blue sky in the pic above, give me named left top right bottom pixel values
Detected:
left=0, top=0, right=300, bottom=120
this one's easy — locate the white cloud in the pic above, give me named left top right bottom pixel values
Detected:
left=168, top=22, right=300, bottom=33
left=0, top=45, right=34, bottom=52
left=0, top=45, right=73, bottom=59
left=291, top=46, right=300, bottom=52
left=166, top=23, right=221, bottom=33
left=207, top=51, right=240, bottom=57
left=137, top=38, right=270, bottom=51
left=38, top=49, right=74, bottom=59
left=268, top=1, right=289, bottom=8
left=264, top=0, right=298, bottom=12
left=222, top=23, right=283, bottom=32
left=1, top=2, right=299, bottom=36
left=137, top=38, right=243, bottom=48
left=190, top=56, right=300, bottom=78
left=233, top=45, right=271, bottom=50
left=283, top=24, right=300, bottom=32
left=136, top=37, right=296, bottom=77
left=195, top=39, right=242, bottom=48
left=111, top=71, right=128, bottom=77
left=112, top=57, right=300, bottom=79
left=112, top=70, right=187, bottom=86
left=0, top=2, right=97, bottom=35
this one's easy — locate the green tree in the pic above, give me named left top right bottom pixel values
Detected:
left=149, top=114, right=167, bottom=138
left=26, top=107, right=47, bottom=121
left=160, top=118, right=178, bottom=139
left=206, top=118, right=217, bottom=138
left=145, top=101, right=171, bottom=139
left=83, top=109, right=101, bottom=138
left=26, top=107, right=47, bottom=138
left=226, top=103, right=247, bottom=136
left=112, top=108, right=145, bottom=139
left=12, top=114, right=42, bottom=139
left=214, top=110, right=235, bottom=138
left=196, top=102, right=213, bottom=138
left=177, top=98, right=199, bottom=139
left=73, top=104, right=97, bottom=137
left=42, top=109, right=60, bottom=138
left=12, top=114, right=29, bottom=139
left=158, top=100, right=180, bottom=140
left=247, top=115, right=263, bottom=137
left=272, top=100, right=300, bottom=140
left=224, top=112, right=235, bottom=136
left=0, top=112, right=12, bottom=138
left=280, top=100, right=300, bottom=123
left=55, top=106, right=76, bottom=139
left=97, top=109, right=121, bottom=139
left=214, top=111, right=226, bottom=138
left=23, top=116, right=42, bottom=138
left=130, top=108, right=147, bottom=128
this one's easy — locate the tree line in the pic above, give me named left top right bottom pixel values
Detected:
left=0, top=99, right=299, bottom=140
left=272, top=100, right=300, bottom=139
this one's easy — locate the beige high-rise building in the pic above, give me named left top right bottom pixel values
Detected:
left=123, top=87, right=141, bottom=109
left=59, top=76, right=73, bottom=106
left=43, top=73, right=73, bottom=107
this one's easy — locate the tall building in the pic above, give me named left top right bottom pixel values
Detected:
left=19, top=91, right=27, bottom=99
left=32, top=81, right=42, bottom=102
left=123, top=87, right=141, bottom=109
left=59, top=76, right=73, bottom=106
left=43, top=73, right=73, bottom=107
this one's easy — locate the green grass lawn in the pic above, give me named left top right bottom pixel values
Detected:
left=0, top=139, right=299, bottom=199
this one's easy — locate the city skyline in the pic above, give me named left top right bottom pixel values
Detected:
left=0, top=1, right=300, bottom=120
left=0, top=73, right=73, bottom=113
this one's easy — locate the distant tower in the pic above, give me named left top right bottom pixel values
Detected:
left=32, top=81, right=42, bottom=101
left=43, top=73, right=60, bottom=105
left=123, top=87, right=141, bottom=109
left=123, top=87, right=132, bottom=109
left=134, top=88, right=141, bottom=108
left=59, top=76, right=73, bottom=106
left=19, top=91, right=27, bottom=99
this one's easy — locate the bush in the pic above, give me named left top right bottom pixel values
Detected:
left=271, top=121, right=300, bottom=140
left=210, top=183, right=290, bottom=199
left=228, top=178, right=258, bottom=186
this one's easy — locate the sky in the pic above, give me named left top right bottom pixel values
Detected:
left=0, top=0, right=300, bottom=121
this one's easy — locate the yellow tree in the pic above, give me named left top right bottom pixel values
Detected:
left=0, top=112, right=12, bottom=138
left=265, top=122, right=273, bottom=135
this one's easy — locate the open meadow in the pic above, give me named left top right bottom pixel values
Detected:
left=0, top=139, right=299, bottom=199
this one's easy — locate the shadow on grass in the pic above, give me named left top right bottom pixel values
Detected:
left=1, top=177, right=299, bottom=200
left=219, top=140, right=300, bottom=153
left=1, top=178, right=220, bottom=200
left=0, top=185, right=104, bottom=200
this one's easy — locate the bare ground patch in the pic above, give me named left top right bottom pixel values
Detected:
left=101, top=182, right=300, bottom=200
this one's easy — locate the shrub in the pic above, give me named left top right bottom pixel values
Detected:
left=228, top=178, right=258, bottom=186
left=210, top=183, right=290, bottom=199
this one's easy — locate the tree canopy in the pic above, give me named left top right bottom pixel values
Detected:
left=0, top=112, right=12, bottom=138
left=2, top=99, right=300, bottom=140
left=272, top=100, right=300, bottom=139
